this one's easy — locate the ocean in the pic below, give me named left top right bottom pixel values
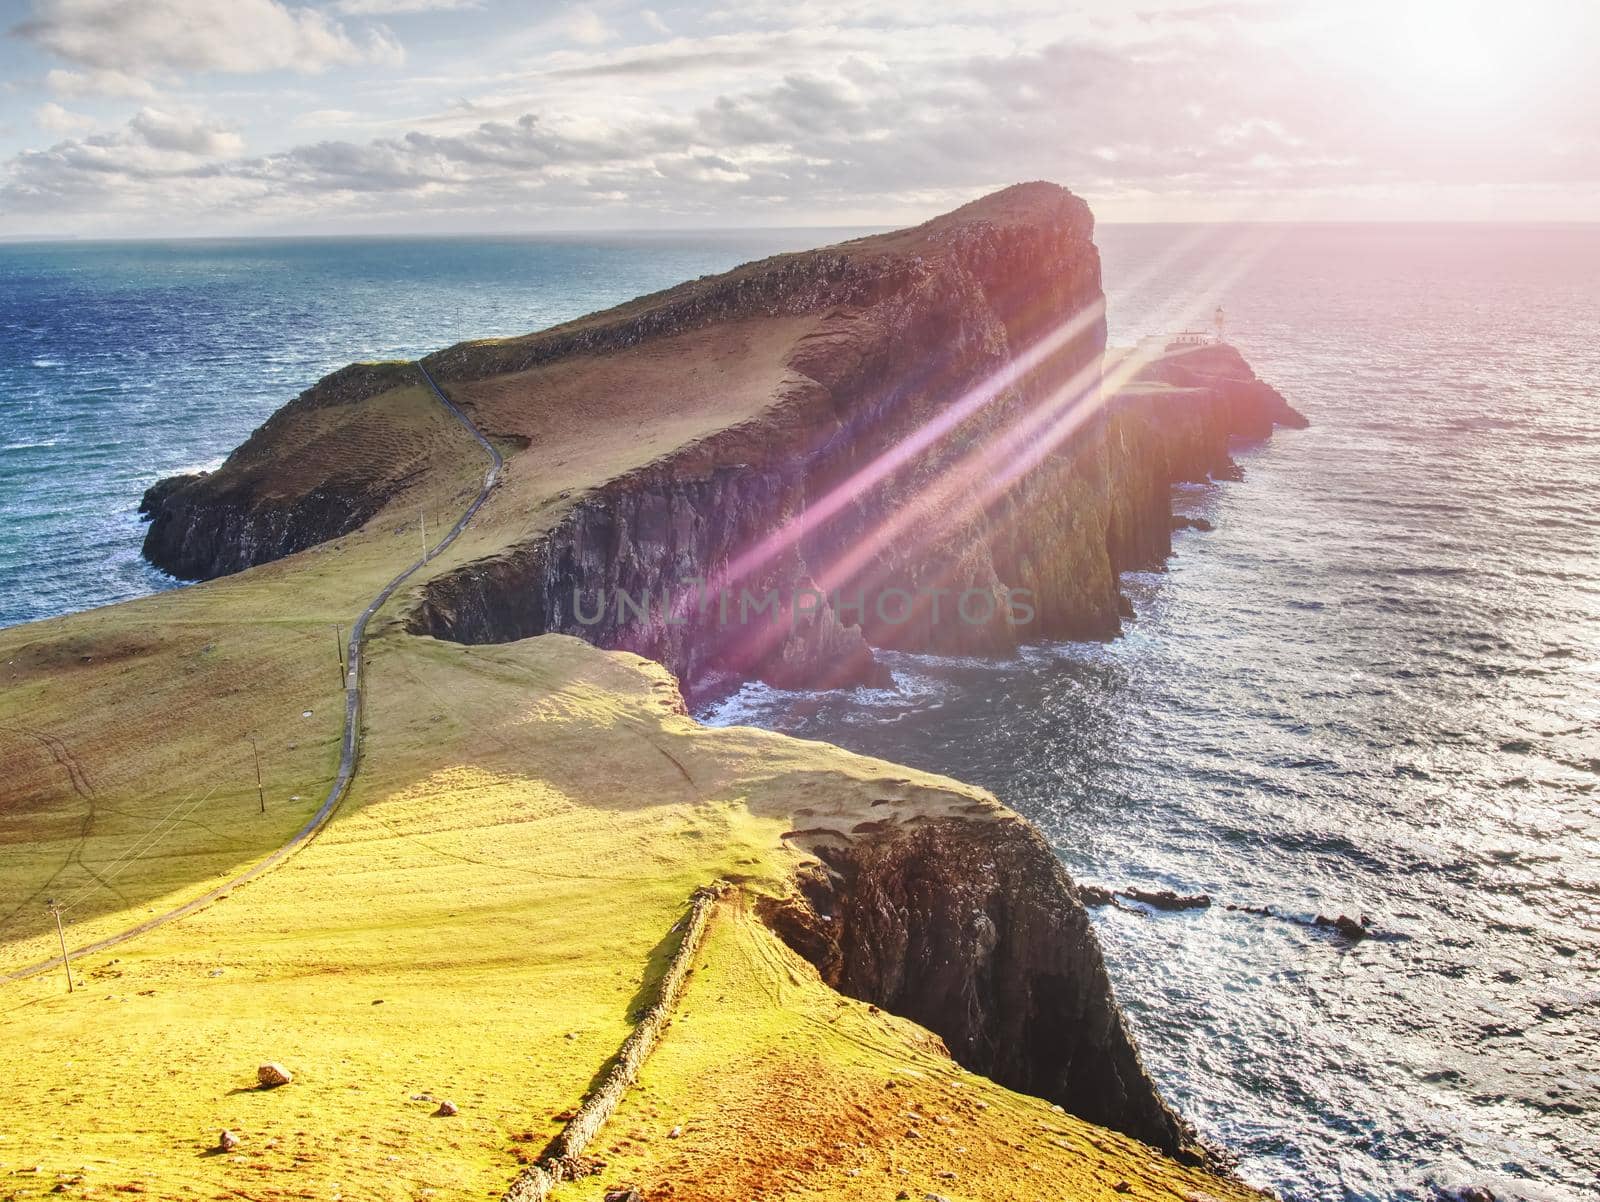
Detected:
left=3, top=225, right=1597, bottom=1200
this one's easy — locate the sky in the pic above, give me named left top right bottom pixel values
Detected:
left=0, top=0, right=1596, bottom=236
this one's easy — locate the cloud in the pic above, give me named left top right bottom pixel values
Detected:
left=128, top=107, right=245, bottom=156
left=13, top=0, right=404, bottom=76
left=556, top=4, right=615, bottom=46
left=333, top=0, right=478, bottom=12
left=5, top=9, right=1598, bottom=233
left=44, top=66, right=157, bottom=98
left=293, top=108, right=368, bottom=127
left=1135, top=2, right=1290, bottom=24
left=34, top=101, right=95, bottom=135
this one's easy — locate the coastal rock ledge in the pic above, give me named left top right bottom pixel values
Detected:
left=764, top=813, right=1196, bottom=1158
left=140, top=182, right=1303, bottom=702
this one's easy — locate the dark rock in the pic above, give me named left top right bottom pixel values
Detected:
left=1224, top=902, right=1275, bottom=917
left=138, top=473, right=204, bottom=516
left=139, top=361, right=421, bottom=581
left=1119, top=888, right=1212, bottom=912
left=1116, top=593, right=1135, bottom=620
left=1077, top=883, right=1116, bottom=908
left=1171, top=515, right=1214, bottom=532
left=217, top=1130, right=239, bottom=1152
left=1314, top=913, right=1370, bottom=941
left=761, top=816, right=1199, bottom=1161
left=1212, top=459, right=1246, bottom=482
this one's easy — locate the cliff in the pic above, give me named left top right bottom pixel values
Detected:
left=140, top=183, right=1303, bottom=703
left=140, top=361, right=434, bottom=579
left=763, top=812, right=1193, bottom=1156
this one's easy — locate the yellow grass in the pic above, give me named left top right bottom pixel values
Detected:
left=0, top=382, right=484, bottom=960
left=2, top=633, right=1260, bottom=1201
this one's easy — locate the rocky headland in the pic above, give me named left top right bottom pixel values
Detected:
left=142, top=183, right=1303, bottom=702
left=122, top=181, right=1304, bottom=1188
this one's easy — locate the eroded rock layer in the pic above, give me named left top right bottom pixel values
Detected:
left=139, top=184, right=1303, bottom=699
left=140, top=362, right=423, bottom=580
left=762, top=815, right=1197, bottom=1159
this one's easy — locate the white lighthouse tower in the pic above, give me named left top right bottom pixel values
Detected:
left=1213, top=304, right=1227, bottom=345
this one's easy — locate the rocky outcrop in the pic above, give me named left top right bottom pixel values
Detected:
left=140, top=361, right=418, bottom=580
left=761, top=816, right=1197, bottom=1160
left=141, top=476, right=386, bottom=581
left=407, top=192, right=1303, bottom=699
left=138, top=184, right=1304, bottom=698
left=1139, top=343, right=1308, bottom=439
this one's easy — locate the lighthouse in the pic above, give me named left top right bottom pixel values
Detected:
left=1213, top=304, right=1227, bottom=344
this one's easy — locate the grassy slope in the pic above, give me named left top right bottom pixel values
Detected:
left=2, top=631, right=1260, bottom=1202
left=0, top=382, right=485, bottom=960
left=422, top=316, right=826, bottom=566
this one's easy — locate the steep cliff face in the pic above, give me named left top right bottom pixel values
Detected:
left=762, top=815, right=1197, bottom=1159
left=407, top=216, right=1303, bottom=698
left=140, top=361, right=425, bottom=580
left=139, top=184, right=1304, bottom=696
left=409, top=185, right=1120, bottom=697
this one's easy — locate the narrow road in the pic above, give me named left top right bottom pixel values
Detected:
left=3, top=362, right=500, bottom=983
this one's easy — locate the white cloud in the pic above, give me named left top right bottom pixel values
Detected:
left=45, top=66, right=157, bottom=99
left=34, top=101, right=95, bottom=135
left=14, top=0, right=404, bottom=77
left=333, top=0, right=478, bottom=13
left=128, top=107, right=245, bottom=156
left=294, top=108, right=368, bottom=127
left=557, top=4, right=615, bottom=46
left=4, top=3, right=1598, bottom=232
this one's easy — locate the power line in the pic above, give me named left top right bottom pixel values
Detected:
left=55, top=778, right=229, bottom=916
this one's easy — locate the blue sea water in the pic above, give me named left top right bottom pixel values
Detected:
left=4, top=225, right=1599, bottom=1200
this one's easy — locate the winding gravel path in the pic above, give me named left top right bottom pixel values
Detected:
left=3, top=363, right=500, bottom=982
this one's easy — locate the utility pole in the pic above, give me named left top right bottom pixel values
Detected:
left=420, top=507, right=428, bottom=564
left=47, top=899, right=73, bottom=993
left=247, top=735, right=265, bottom=814
left=331, top=623, right=345, bottom=686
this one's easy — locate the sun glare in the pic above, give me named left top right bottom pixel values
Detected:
left=1385, top=0, right=1540, bottom=108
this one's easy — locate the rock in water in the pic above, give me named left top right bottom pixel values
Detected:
left=218, top=1130, right=239, bottom=1152
left=1314, top=913, right=1371, bottom=941
left=1121, top=887, right=1212, bottom=911
left=256, top=1062, right=293, bottom=1088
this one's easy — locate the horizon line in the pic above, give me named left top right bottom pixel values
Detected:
left=4, top=216, right=1600, bottom=247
